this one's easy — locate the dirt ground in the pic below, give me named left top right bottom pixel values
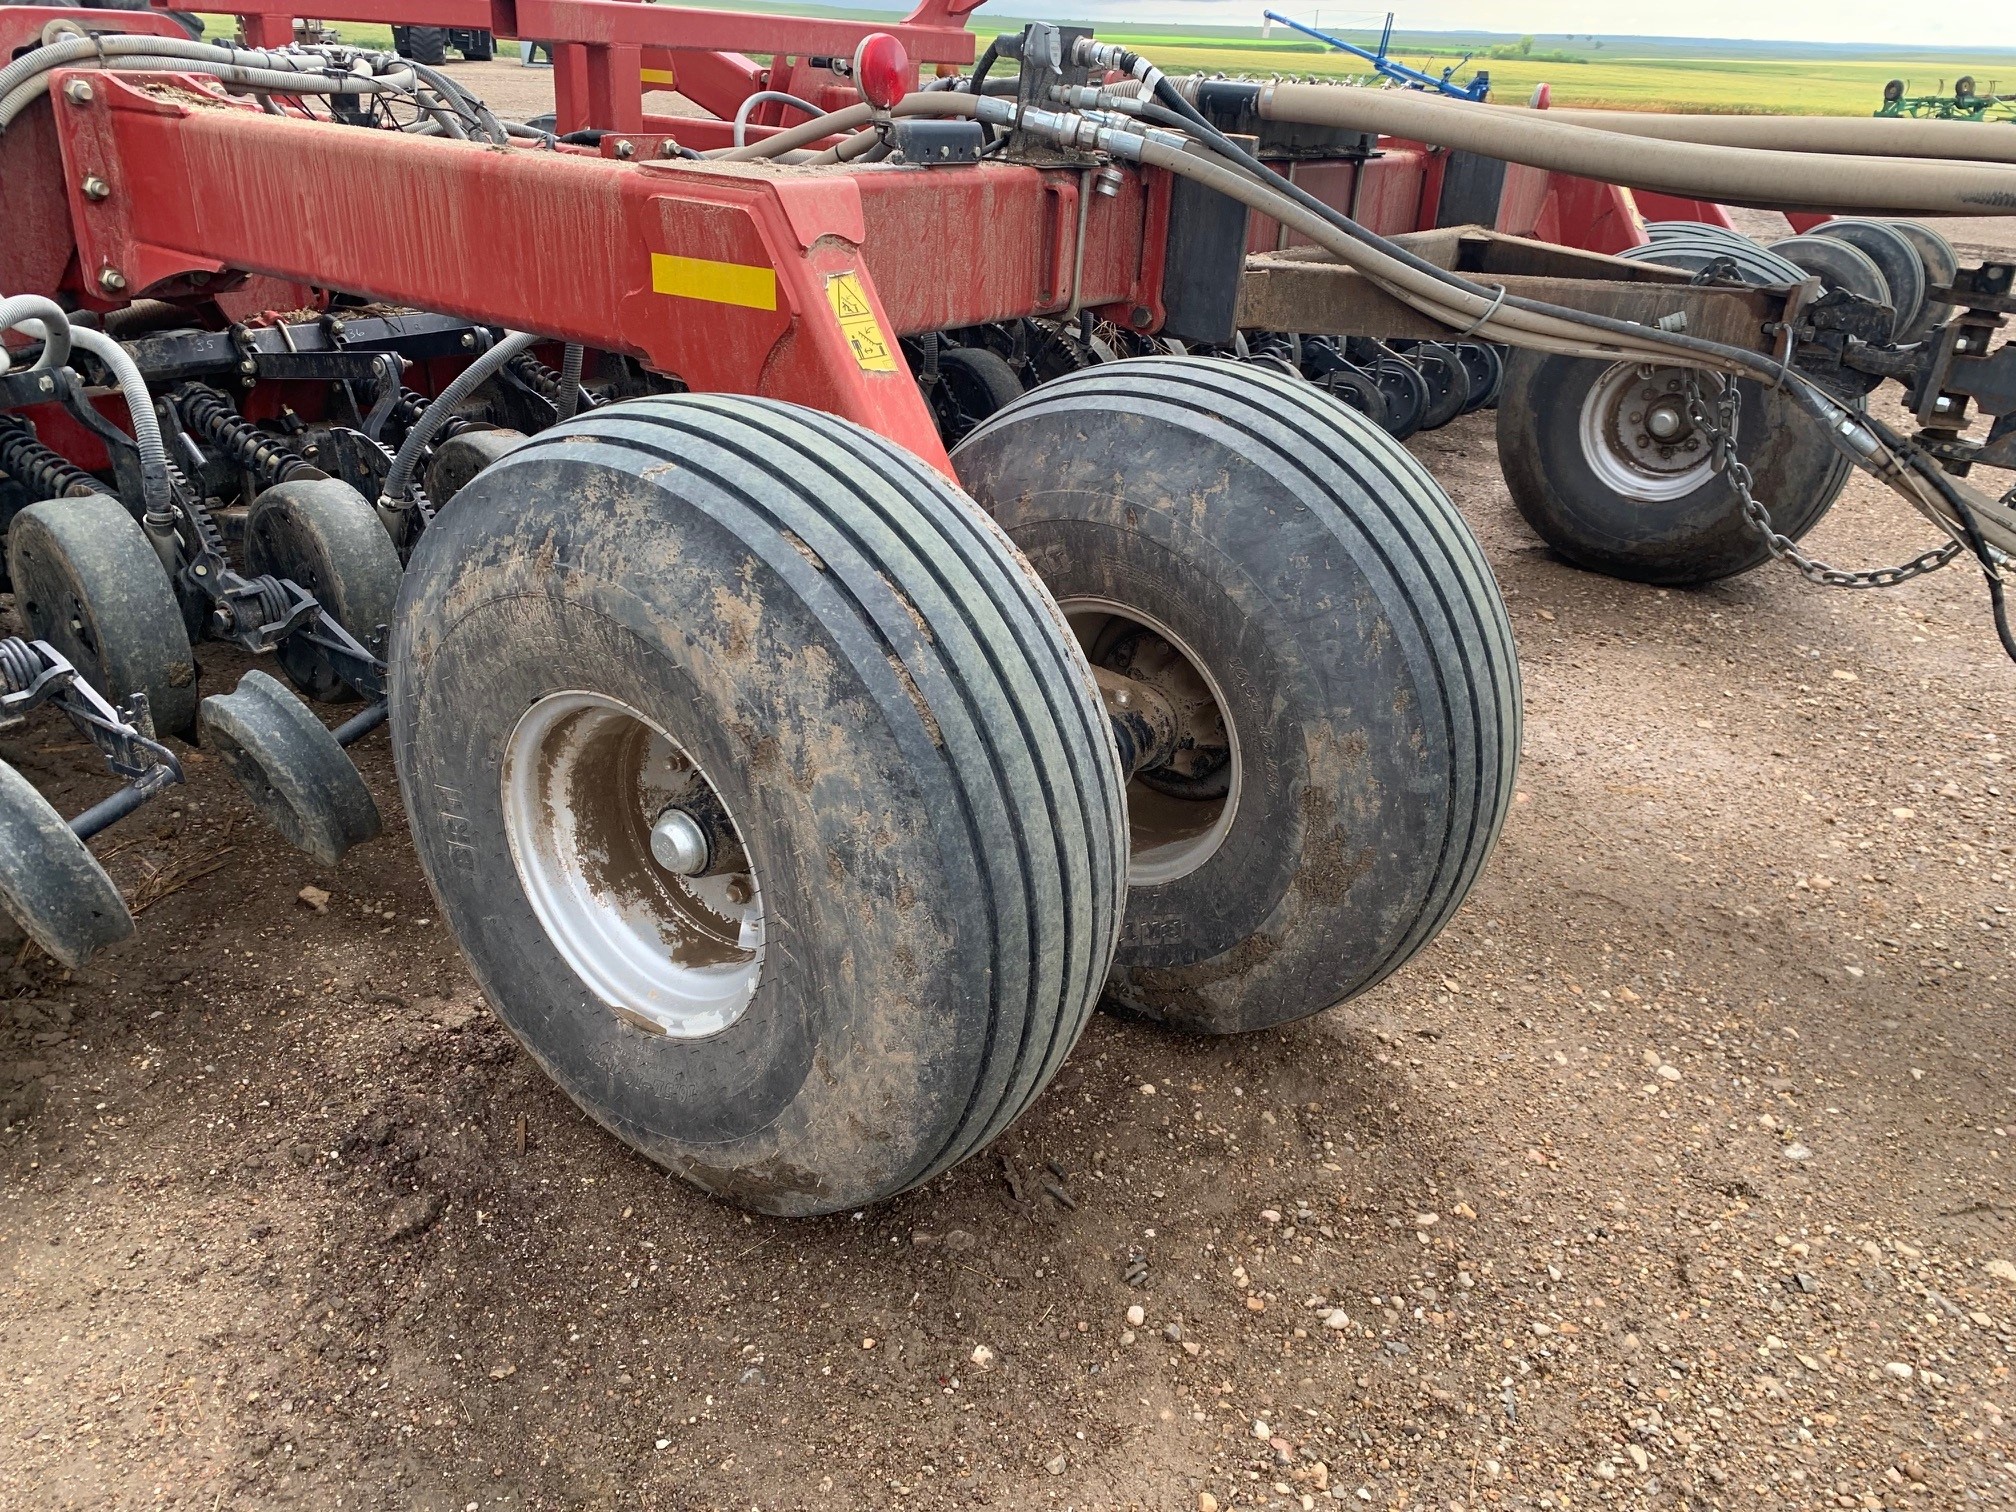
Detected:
left=4, top=63, right=2016, bottom=1512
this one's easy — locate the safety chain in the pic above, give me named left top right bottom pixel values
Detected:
left=1681, top=371, right=1963, bottom=590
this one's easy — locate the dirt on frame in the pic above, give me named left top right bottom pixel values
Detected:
left=2, top=68, right=2015, bottom=1512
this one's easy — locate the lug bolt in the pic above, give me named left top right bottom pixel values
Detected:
left=459, top=332, right=476, bottom=349
left=80, top=174, right=110, bottom=201
left=97, top=267, right=126, bottom=293
left=63, top=78, right=94, bottom=105
left=724, top=876, right=755, bottom=906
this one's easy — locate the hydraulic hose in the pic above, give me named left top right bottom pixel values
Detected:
left=1251, top=82, right=2016, bottom=216
left=68, top=326, right=171, bottom=514
left=732, top=89, right=823, bottom=148
left=1495, top=104, right=2016, bottom=166
left=735, top=90, right=984, bottom=163
left=0, top=293, right=72, bottom=373
left=381, top=330, right=541, bottom=505
left=555, top=344, right=586, bottom=422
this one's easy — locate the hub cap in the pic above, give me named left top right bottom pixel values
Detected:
left=501, top=692, right=762, bottom=1037
left=1578, top=363, right=1716, bottom=503
left=1060, top=599, right=1240, bottom=887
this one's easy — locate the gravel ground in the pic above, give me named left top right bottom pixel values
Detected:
left=1, top=74, right=2013, bottom=1511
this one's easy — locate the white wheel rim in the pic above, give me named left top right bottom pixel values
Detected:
left=501, top=692, right=762, bottom=1038
left=1059, top=598, right=1241, bottom=888
left=1577, top=362, right=1717, bottom=504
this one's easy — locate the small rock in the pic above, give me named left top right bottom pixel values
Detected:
left=1198, top=1495, right=1219, bottom=1512
left=1245, top=1296, right=1267, bottom=1313
left=1260, top=1209, right=1282, bottom=1224
left=969, top=1344, right=995, bottom=1369
left=1984, top=1258, right=2016, bottom=1286
left=1119, top=1329, right=1135, bottom=1345
left=1181, top=1341, right=1201, bottom=1357
left=1415, top=1212, right=1439, bottom=1229
left=296, top=885, right=330, bottom=914
left=1655, top=1064, right=1682, bottom=1083
left=1453, top=1202, right=1477, bottom=1220
left=1045, top=1454, right=1066, bottom=1475
left=1138, top=1083, right=1156, bottom=1096
left=943, top=1229, right=977, bottom=1252
left=1323, top=1309, right=1351, bottom=1330
left=1125, top=1304, right=1145, bottom=1327
left=1164, top=1322, right=1184, bottom=1344
left=1883, top=1362, right=1914, bottom=1381
left=487, top=1363, right=515, bottom=1380
left=1782, top=1143, right=1813, bottom=1161
left=1627, top=1444, right=1649, bottom=1473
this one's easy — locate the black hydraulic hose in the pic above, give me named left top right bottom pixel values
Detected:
left=382, top=330, right=541, bottom=504
left=555, top=343, right=586, bottom=422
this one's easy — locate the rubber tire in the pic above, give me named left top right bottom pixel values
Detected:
left=8, top=494, right=199, bottom=738
left=0, top=760, right=133, bottom=969
left=1371, top=357, right=1429, bottom=441
left=400, top=26, right=449, bottom=65
left=390, top=395, right=1126, bottom=1215
left=459, top=29, right=495, bottom=61
left=1495, top=349, right=1854, bottom=586
left=200, top=670, right=382, bottom=867
left=1408, top=343, right=1473, bottom=431
left=953, top=358, right=1520, bottom=1036
left=929, top=346, right=1027, bottom=445
left=1811, top=220, right=1927, bottom=342
left=245, top=478, right=403, bottom=704
left=1454, top=343, right=1504, bottom=413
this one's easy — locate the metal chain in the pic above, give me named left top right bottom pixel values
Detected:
left=1681, top=372, right=1963, bottom=590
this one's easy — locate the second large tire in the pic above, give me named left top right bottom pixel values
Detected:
left=391, top=395, right=1126, bottom=1215
left=1496, top=351, right=1854, bottom=586
left=954, top=358, right=1521, bottom=1036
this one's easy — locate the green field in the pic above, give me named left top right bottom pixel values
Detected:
left=200, top=10, right=2016, bottom=117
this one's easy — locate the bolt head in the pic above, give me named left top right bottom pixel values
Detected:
left=63, top=78, right=94, bottom=105
left=648, top=808, right=710, bottom=875
left=97, top=267, right=126, bottom=292
left=613, top=138, right=635, bottom=159
left=459, top=332, right=476, bottom=349
left=80, top=174, right=110, bottom=201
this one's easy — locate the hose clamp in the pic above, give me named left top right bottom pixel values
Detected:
left=1452, top=283, right=1507, bottom=339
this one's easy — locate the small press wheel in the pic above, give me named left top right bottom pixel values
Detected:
left=1403, top=343, right=1473, bottom=431
left=8, top=495, right=198, bottom=737
left=1454, top=343, right=1504, bottom=413
left=245, top=478, right=403, bottom=703
left=0, top=761, right=133, bottom=968
left=925, top=346, right=1026, bottom=445
left=200, top=670, right=382, bottom=866
left=1370, top=357, right=1430, bottom=440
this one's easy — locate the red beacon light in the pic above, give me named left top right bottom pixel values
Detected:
left=852, top=32, right=911, bottom=114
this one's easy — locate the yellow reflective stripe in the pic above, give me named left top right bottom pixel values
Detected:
left=650, top=253, right=778, bottom=311
left=640, top=67, right=677, bottom=86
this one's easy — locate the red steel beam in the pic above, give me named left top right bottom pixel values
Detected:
left=496, top=0, right=975, bottom=62
left=43, top=73, right=1152, bottom=474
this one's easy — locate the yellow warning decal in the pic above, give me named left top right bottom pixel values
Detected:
left=651, top=252, right=777, bottom=312
left=826, top=272, right=896, bottom=373
left=640, top=66, right=677, bottom=88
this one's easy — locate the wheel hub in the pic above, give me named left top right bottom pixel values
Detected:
left=1060, top=599, right=1240, bottom=887
left=501, top=692, right=762, bottom=1038
left=1579, top=363, right=1716, bottom=502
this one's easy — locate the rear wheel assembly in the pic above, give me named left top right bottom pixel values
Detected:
left=1495, top=350, right=1853, bottom=585
left=0, top=760, right=133, bottom=968
left=954, top=358, right=1520, bottom=1036
left=390, top=395, right=1125, bottom=1214
left=200, top=670, right=383, bottom=866
left=8, top=494, right=199, bottom=737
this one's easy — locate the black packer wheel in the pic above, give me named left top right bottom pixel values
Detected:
left=390, top=395, right=1126, bottom=1214
left=1369, top=356, right=1430, bottom=441
left=8, top=494, right=199, bottom=737
left=925, top=345, right=1026, bottom=445
left=953, top=358, right=1520, bottom=1036
left=1402, top=342, right=1473, bottom=431
left=200, top=669, right=382, bottom=866
left=1454, top=343, right=1504, bottom=413
left=245, top=478, right=403, bottom=703
left=0, top=760, right=133, bottom=968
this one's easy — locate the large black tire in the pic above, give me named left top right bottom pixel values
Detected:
left=953, top=358, right=1520, bottom=1036
left=398, top=25, right=449, bottom=65
left=1495, top=350, right=1854, bottom=586
left=390, top=395, right=1126, bottom=1215
left=245, top=478, right=402, bottom=704
left=0, top=760, right=132, bottom=969
left=8, top=494, right=199, bottom=737
left=458, top=29, right=495, bottom=61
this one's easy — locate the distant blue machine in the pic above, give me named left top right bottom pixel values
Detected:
left=1261, top=11, right=1490, bottom=101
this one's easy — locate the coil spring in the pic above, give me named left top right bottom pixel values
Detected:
left=175, top=384, right=318, bottom=490
left=505, top=351, right=566, bottom=407
left=0, top=636, right=41, bottom=697
left=0, top=415, right=97, bottom=501
left=389, top=388, right=478, bottom=444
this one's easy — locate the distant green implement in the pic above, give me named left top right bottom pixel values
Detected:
left=1876, top=76, right=2015, bottom=122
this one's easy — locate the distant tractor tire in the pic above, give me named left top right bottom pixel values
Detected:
left=1495, top=350, right=1853, bottom=586
left=458, top=29, right=495, bottom=61
left=394, top=26, right=449, bottom=66
left=954, top=358, right=1520, bottom=1036
left=391, top=397, right=1126, bottom=1215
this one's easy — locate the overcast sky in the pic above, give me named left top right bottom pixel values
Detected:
left=943, top=1, right=2013, bottom=49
